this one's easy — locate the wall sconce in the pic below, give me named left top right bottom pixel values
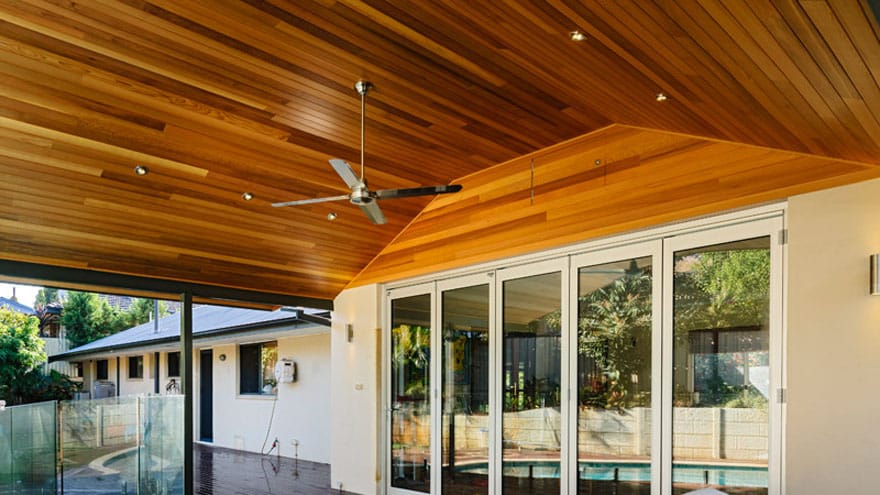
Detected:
left=872, top=254, right=880, bottom=295
left=347, top=324, right=354, bottom=343
left=218, top=354, right=227, bottom=362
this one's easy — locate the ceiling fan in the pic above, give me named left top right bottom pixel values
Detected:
left=272, top=81, right=463, bottom=225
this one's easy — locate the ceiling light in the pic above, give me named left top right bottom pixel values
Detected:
left=134, top=165, right=149, bottom=176
left=327, top=212, right=338, bottom=221
left=242, top=192, right=254, bottom=201
left=569, top=30, right=587, bottom=42
left=656, top=93, right=668, bottom=102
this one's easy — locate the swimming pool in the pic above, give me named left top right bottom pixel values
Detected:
left=457, top=461, right=767, bottom=488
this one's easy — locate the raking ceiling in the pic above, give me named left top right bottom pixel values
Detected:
left=1, top=1, right=879, bottom=305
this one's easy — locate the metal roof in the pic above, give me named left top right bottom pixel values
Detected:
left=51, top=305, right=330, bottom=361
left=0, top=297, right=35, bottom=315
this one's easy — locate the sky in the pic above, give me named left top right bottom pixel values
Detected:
left=0, top=283, right=43, bottom=308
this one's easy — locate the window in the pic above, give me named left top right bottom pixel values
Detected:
left=72, top=362, right=84, bottom=378
left=239, top=341, right=277, bottom=395
left=96, top=359, right=108, bottom=380
left=167, top=352, right=180, bottom=377
left=128, top=355, right=144, bottom=379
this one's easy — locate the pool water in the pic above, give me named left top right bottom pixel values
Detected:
left=457, top=461, right=767, bottom=488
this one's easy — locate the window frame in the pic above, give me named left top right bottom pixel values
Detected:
left=96, top=359, right=109, bottom=380
left=128, top=355, right=144, bottom=379
left=167, top=351, right=180, bottom=378
left=238, top=341, right=278, bottom=396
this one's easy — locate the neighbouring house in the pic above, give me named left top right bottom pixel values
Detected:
left=50, top=305, right=332, bottom=464
left=1, top=296, right=74, bottom=377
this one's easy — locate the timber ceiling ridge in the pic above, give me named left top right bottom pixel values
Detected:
left=345, top=122, right=880, bottom=290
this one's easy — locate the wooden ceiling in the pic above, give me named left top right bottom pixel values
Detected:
left=0, top=1, right=879, bottom=304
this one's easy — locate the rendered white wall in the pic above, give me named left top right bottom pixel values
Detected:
left=787, top=178, right=880, bottom=494
left=208, top=333, right=332, bottom=463
left=118, top=353, right=155, bottom=396
left=331, top=284, right=382, bottom=495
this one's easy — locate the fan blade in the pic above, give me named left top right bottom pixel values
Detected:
left=329, top=159, right=362, bottom=189
left=375, top=184, right=463, bottom=199
left=271, top=194, right=350, bottom=207
left=359, top=201, right=387, bottom=225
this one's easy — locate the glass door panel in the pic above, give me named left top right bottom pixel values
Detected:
left=391, top=293, right=433, bottom=493
left=502, top=271, right=562, bottom=495
left=441, top=283, right=490, bottom=495
left=576, top=256, right=653, bottom=495
left=671, top=237, right=771, bottom=495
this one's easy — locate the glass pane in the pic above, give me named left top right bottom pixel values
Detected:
left=391, top=294, right=432, bottom=492
left=672, top=238, right=770, bottom=495
left=0, top=401, right=57, bottom=494
left=140, top=395, right=184, bottom=494
left=577, top=257, right=652, bottom=495
left=502, top=272, right=561, bottom=495
left=60, top=397, right=139, bottom=494
left=442, top=284, right=490, bottom=495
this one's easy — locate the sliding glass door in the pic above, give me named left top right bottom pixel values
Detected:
left=389, top=285, right=434, bottom=494
left=439, top=275, right=493, bottom=495
left=570, top=243, right=661, bottom=495
left=385, top=212, right=784, bottom=495
left=497, top=260, right=567, bottom=495
left=662, top=220, right=783, bottom=495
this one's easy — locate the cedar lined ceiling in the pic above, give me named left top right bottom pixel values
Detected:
left=0, top=1, right=879, bottom=303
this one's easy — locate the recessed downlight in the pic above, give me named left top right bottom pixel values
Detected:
left=569, top=30, right=587, bottom=42
left=655, top=92, right=668, bottom=102
left=242, top=192, right=254, bottom=201
left=327, top=212, right=338, bottom=221
left=134, top=165, right=149, bottom=176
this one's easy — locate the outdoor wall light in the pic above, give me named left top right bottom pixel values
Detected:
left=872, top=254, right=880, bottom=295
left=218, top=354, right=227, bottom=361
left=347, top=324, right=354, bottom=343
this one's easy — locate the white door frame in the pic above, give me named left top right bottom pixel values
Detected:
left=569, top=240, right=663, bottom=495
left=661, top=217, right=784, bottom=495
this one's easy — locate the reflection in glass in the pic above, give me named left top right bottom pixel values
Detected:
left=442, top=284, right=490, bottom=495
left=502, top=272, right=561, bottom=495
left=672, top=238, right=770, bottom=495
left=391, top=294, right=432, bottom=493
left=577, top=257, right=652, bottom=495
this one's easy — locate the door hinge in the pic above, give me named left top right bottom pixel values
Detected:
left=779, top=229, right=788, bottom=245
left=777, top=388, right=787, bottom=404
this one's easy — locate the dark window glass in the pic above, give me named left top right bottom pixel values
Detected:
left=96, top=359, right=109, bottom=380
left=239, top=342, right=277, bottom=394
left=128, top=355, right=144, bottom=379
left=167, top=352, right=180, bottom=377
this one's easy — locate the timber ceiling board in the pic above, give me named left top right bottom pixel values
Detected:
left=0, top=1, right=879, bottom=301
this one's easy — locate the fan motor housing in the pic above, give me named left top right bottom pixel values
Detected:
left=350, top=184, right=375, bottom=204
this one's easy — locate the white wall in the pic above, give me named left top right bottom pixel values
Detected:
left=331, top=284, right=382, bottom=495
left=208, top=332, right=332, bottom=464
left=118, top=352, right=156, bottom=396
left=787, top=177, right=880, bottom=494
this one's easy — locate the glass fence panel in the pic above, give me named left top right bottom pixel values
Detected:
left=139, top=395, right=184, bottom=495
left=60, top=397, right=139, bottom=495
left=0, top=401, right=57, bottom=495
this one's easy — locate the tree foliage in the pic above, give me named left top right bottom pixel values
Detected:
left=33, top=287, right=60, bottom=307
left=0, top=308, right=47, bottom=404
left=577, top=272, right=652, bottom=410
left=62, top=292, right=171, bottom=347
